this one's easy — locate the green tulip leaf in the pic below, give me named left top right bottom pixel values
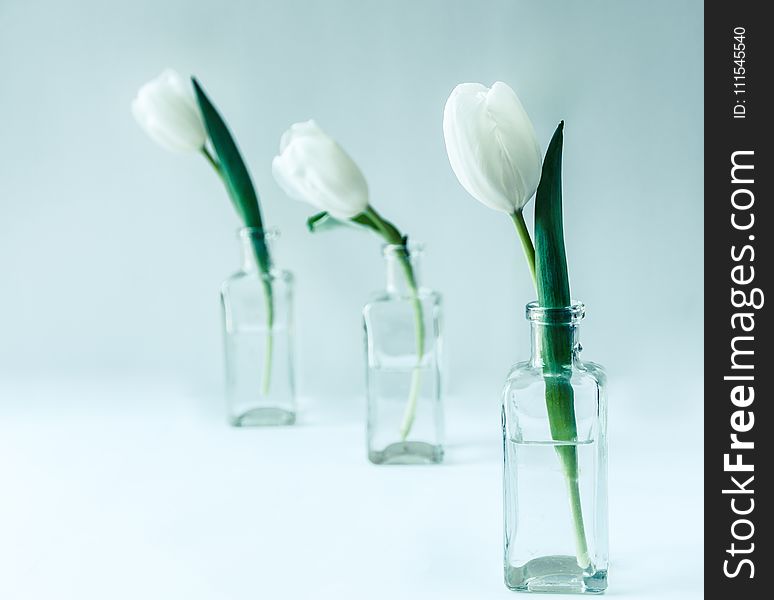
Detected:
left=306, top=210, right=390, bottom=236
left=192, top=77, right=270, bottom=274
left=534, top=121, right=576, bottom=435
left=535, top=121, right=571, bottom=311
left=307, top=211, right=333, bottom=232
left=307, top=211, right=371, bottom=233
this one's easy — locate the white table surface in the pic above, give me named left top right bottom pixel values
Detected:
left=0, top=377, right=703, bottom=599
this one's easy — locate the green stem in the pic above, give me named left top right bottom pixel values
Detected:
left=510, top=209, right=536, bottom=286
left=362, top=206, right=425, bottom=440
left=259, top=271, right=275, bottom=396
left=560, top=449, right=591, bottom=569
left=246, top=236, right=275, bottom=397
left=396, top=251, right=425, bottom=440
left=201, top=146, right=222, bottom=176
left=361, top=206, right=401, bottom=244
left=548, top=377, right=590, bottom=568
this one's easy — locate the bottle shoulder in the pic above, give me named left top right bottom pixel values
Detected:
left=503, top=359, right=606, bottom=389
left=222, top=268, right=293, bottom=290
left=364, top=287, right=441, bottom=306
left=577, top=360, right=607, bottom=386
left=220, top=269, right=293, bottom=297
left=502, top=358, right=607, bottom=439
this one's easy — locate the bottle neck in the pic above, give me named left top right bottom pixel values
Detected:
left=384, top=245, right=422, bottom=295
left=529, top=321, right=581, bottom=368
left=239, top=228, right=276, bottom=274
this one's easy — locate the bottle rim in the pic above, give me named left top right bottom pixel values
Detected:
left=525, top=301, right=586, bottom=324
left=381, top=241, right=425, bottom=257
left=238, top=226, right=280, bottom=241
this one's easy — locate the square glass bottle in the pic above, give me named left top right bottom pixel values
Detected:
left=363, top=243, right=443, bottom=464
left=502, top=302, right=608, bottom=593
left=221, top=228, right=296, bottom=426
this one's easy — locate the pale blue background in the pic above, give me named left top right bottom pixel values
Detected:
left=0, top=0, right=702, bottom=404
left=0, top=2, right=703, bottom=599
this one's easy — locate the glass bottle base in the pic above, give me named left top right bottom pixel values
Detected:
left=230, top=407, right=296, bottom=427
left=368, top=441, right=443, bottom=465
left=505, top=556, right=607, bottom=594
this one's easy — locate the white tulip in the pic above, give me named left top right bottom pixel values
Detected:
left=272, top=120, right=369, bottom=220
left=132, top=69, right=207, bottom=152
left=443, top=81, right=542, bottom=214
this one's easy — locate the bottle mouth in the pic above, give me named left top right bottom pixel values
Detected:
left=526, top=301, right=586, bottom=324
left=238, top=227, right=280, bottom=242
left=382, top=241, right=424, bottom=257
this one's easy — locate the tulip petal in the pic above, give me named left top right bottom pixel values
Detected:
left=131, top=69, right=207, bottom=152
left=443, top=81, right=542, bottom=214
left=271, top=152, right=314, bottom=205
left=279, top=119, right=322, bottom=153
left=445, top=85, right=516, bottom=212
left=485, top=82, right=542, bottom=204
left=272, top=121, right=369, bottom=220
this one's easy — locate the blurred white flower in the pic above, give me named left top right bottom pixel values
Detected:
left=443, top=81, right=542, bottom=214
left=132, top=69, right=207, bottom=152
left=272, top=120, right=369, bottom=220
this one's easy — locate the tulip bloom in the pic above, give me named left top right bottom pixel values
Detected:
left=443, top=81, right=542, bottom=213
left=443, top=81, right=543, bottom=283
left=272, top=120, right=369, bottom=220
left=131, top=69, right=207, bottom=153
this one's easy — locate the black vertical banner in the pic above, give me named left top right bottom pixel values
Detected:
left=706, top=2, right=770, bottom=595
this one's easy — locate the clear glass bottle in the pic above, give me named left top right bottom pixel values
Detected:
left=502, top=302, right=608, bottom=594
left=221, top=228, right=295, bottom=426
left=363, top=243, right=443, bottom=465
